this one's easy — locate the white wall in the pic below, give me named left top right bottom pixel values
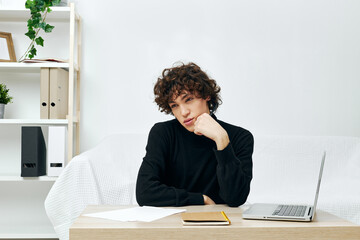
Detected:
left=73, top=0, right=360, bottom=151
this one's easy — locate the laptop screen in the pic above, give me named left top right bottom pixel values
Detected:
left=311, top=152, right=326, bottom=216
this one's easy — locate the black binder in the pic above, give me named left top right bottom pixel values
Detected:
left=21, top=126, right=46, bottom=177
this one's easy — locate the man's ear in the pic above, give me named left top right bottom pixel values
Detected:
left=205, top=96, right=211, bottom=101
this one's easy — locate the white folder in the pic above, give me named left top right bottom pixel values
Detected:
left=47, top=126, right=67, bottom=176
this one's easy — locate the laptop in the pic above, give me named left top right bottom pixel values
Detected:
left=242, top=152, right=326, bottom=222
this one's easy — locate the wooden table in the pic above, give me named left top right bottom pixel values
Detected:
left=70, top=205, right=360, bottom=240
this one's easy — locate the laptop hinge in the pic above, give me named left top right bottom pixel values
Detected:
left=308, top=207, right=314, bottom=218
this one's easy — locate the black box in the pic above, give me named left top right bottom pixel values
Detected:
left=21, top=126, right=46, bottom=177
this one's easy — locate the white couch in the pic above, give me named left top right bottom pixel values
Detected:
left=45, top=133, right=360, bottom=240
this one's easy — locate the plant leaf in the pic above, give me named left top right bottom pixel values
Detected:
left=30, top=7, right=41, bottom=15
left=27, top=19, right=33, bottom=27
left=39, top=22, right=47, bottom=30
left=36, top=0, right=45, bottom=10
left=32, top=12, right=42, bottom=21
left=25, top=29, right=36, bottom=40
left=35, top=37, right=44, bottom=46
left=29, top=46, right=37, bottom=59
left=25, top=0, right=34, bottom=9
left=44, top=24, right=55, bottom=33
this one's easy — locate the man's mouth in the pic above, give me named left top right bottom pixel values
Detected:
left=184, top=118, right=194, bottom=126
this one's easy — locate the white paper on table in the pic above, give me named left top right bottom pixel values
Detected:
left=84, top=206, right=186, bottom=222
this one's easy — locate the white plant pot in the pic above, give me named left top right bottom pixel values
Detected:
left=0, top=103, right=5, bottom=119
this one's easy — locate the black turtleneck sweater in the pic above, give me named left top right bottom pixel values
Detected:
left=136, top=115, right=254, bottom=207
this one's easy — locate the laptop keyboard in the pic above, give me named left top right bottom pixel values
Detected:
left=272, top=205, right=307, bottom=217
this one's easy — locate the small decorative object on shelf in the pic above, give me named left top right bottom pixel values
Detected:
left=19, top=0, right=61, bottom=61
left=0, top=32, right=16, bottom=62
left=0, top=83, right=13, bottom=119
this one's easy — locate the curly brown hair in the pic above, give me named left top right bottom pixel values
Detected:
left=154, top=62, right=222, bottom=115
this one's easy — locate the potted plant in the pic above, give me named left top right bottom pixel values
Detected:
left=18, top=0, right=61, bottom=61
left=0, top=83, right=13, bottom=119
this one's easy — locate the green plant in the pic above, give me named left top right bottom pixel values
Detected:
left=0, top=84, right=13, bottom=105
left=18, top=0, right=61, bottom=61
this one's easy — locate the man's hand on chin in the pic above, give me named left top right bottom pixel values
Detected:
left=203, top=195, right=216, bottom=205
left=194, top=113, right=230, bottom=150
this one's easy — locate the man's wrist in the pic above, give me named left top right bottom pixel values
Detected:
left=215, top=131, right=230, bottom=150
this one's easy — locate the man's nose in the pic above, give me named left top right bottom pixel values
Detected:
left=180, top=105, right=190, bottom=117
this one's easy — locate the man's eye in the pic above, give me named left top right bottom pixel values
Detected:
left=186, top=98, right=193, bottom=102
left=170, top=104, right=177, bottom=109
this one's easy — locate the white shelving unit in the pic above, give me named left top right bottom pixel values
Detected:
left=0, top=3, right=81, bottom=239
left=0, top=176, right=58, bottom=181
left=0, top=119, right=69, bottom=124
left=0, top=6, right=72, bottom=21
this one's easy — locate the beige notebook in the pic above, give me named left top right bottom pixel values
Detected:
left=181, top=211, right=231, bottom=226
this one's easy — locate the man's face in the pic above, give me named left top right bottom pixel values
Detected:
left=169, top=91, right=210, bottom=132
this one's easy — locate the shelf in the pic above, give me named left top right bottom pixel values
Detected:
left=0, top=119, right=68, bottom=125
left=0, top=62, right=70, bottom=73
left=0, top=233, right=58, bottom=239
left=0, top=6, right=71, bottom=22
left=0, top=176, right=58, bottom=182
left=0, top=226, right=57, bottom=239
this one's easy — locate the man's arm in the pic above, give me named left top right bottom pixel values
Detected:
left=214, top=131, right=254, bottom=207
left=136, top=123, right=204, bottom=207
left=194, top=113, right=254, bottom=207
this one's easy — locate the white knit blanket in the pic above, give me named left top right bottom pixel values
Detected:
left=44, top=134, right=146, bottom=240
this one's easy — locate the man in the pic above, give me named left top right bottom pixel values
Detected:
left=136, top=62, right=254, bottom=207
